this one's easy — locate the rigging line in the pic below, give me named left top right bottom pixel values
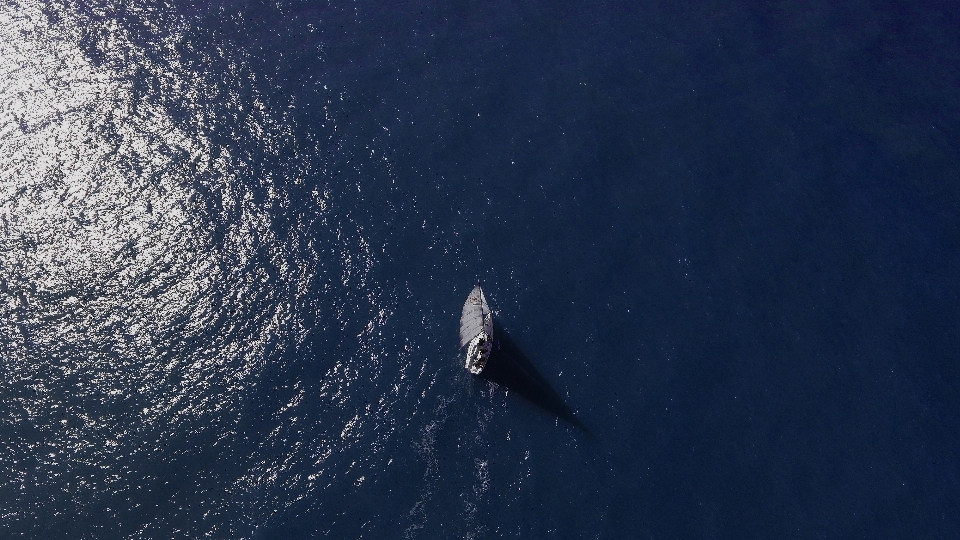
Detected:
left=477, top=282, right=485, bottom=329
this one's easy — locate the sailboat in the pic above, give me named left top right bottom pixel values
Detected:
left=459, top=283, right=493, bottom=374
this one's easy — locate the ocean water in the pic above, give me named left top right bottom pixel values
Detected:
left=1, top=1, right=958, bottom=538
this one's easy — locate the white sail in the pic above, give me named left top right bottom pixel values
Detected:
left=459, top=284, right=492, bottom=348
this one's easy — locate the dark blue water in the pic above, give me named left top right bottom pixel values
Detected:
left=2, top=1, right=958, bottom=538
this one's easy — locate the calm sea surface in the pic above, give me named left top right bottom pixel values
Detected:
left=1, top=1, right=958, bottom=538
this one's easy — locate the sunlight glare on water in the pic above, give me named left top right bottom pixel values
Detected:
left=0, top=2, right=431, bottom=537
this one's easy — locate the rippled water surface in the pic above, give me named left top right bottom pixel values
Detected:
left=1, top=2, right=601, bottom=537
left=2, top=1, right=959, bottom=539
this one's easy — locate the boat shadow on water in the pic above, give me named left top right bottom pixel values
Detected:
left=478, top=321, right=590, bottom=435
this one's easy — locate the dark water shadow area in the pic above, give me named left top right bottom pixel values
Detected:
left=478, top=321, right=589, bottom=434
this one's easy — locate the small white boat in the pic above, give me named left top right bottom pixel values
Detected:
left=459, top=284, right=493, bottom=375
